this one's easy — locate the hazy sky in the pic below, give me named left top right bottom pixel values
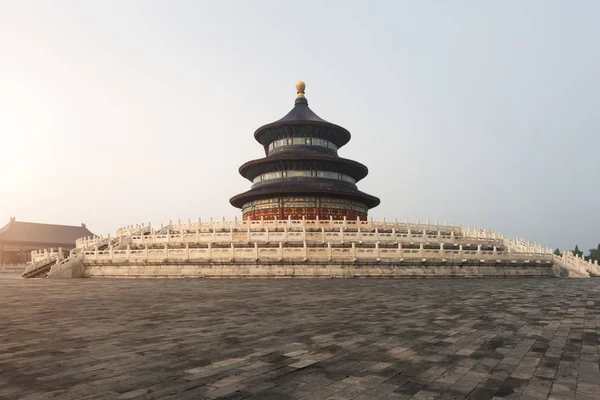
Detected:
left=1, top=1, right=598, bottom=253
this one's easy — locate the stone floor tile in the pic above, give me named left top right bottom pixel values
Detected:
left=0, top=277, right=598, bottom=399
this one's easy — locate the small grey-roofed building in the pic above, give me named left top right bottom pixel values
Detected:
left=0, top=217, right=95, bottom=264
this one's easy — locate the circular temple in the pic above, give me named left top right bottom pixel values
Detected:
left=230, top=82, right=379, bottom=220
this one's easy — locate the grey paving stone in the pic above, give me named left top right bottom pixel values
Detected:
left=0, top=277, right=598, bottom=399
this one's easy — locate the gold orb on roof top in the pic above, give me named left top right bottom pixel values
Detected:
left=296, top=81, right=306, bottom=98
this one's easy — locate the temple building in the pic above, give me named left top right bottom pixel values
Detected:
left=0, top=218, right=94, bottom=264
left=230, top=81, right=380, bottom=220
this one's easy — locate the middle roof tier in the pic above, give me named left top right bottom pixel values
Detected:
left=238, top=155, right=370, bottom=182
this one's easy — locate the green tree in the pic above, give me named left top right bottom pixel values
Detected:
left=573, top=245, right=584, bottom=258
left=589, top=244, right=600, bottom=262
left=554, top=248, right=562, bottom=256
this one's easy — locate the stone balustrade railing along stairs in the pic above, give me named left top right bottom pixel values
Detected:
left=24, top=224, right=149, bottom=278
left=461, top=227, right=598, bottom=277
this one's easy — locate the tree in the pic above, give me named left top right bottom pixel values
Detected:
left=554, top=248, right=562, bottom=256
left=589, top=244, right=600, bottom=262
left=573, top=245, right=584, bottom=258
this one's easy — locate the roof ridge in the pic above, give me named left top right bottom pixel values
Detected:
left=7, top=220, right=87, bottom=228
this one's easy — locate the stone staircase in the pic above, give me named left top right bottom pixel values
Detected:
left=22, top=257, right=60, bottom=278
left=22, top=224, right=150, bottom=279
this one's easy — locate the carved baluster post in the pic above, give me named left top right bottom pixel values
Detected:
left=375, top=242, right=380, bottom=261
left=328, top=241, right=332, bottom=261
left=352, top=242, right=357, bottom=262
left=303, top=240, right=308, bottom=262
left=279, top=242, right=283, bottom=261
left=254, top=242, right=259, bottom=261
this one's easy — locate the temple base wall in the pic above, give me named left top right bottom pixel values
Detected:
left=243, top=207, right=367, bottom=221
left=82, top=262, right=556, bottom=279
left=240, top=196, right=369, bottom=221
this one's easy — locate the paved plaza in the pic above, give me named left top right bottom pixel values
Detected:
left=0, top=275, right=599, bottom=400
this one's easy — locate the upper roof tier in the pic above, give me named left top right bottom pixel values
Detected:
left=254, top=82, right=351, bottom=148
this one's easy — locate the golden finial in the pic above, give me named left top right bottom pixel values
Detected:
left=296, top=81, right=306, bottom=98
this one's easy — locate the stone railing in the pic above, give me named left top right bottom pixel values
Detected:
left=157, top=217, right=464, bottom=235
left=31, top=248, right=65, bottom=263
left=130, top=229, right=503, bottom=248
left=76, top=236, right=102, bottom=249
left=24, top=250, right=64, bottom=275
left=115, top=223, right=152, bottom=238
left=83, top=242, right=552, bottom=264
left=473, top=228, right=594, bottom=277
left=553, top=251, right=599, bottom=276
left=463, top=228, right=553, bottom=255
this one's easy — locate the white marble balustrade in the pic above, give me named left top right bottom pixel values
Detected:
left=156, top=217, right=463, bottom=235
left=129, top=228, right=503, bottom=248
left=82, top=242, right=553, bottom=264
